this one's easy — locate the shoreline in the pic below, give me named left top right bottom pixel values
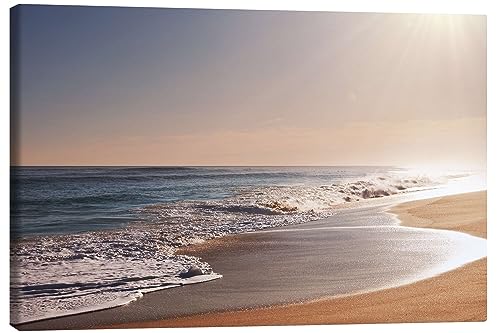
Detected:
left=15, top=190, right=487, bottom=330
left=112, top=260, right=487, bottom=327
left=114, top=190, right=487, bottom=328
left=390, top=190, right=486, bottom=238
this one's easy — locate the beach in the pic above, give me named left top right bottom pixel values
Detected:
left=16, top=190, right=486, bottom=330
left=115, top=191, right=486, bottom=327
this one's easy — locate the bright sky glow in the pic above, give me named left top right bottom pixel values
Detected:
left=11, top=6, right=486, bottom=168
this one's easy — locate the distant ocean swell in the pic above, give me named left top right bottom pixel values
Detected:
left=10, top=170, right=444, bottom=324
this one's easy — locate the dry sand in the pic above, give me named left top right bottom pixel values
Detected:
left=391, top=191, right=486, bottom=238
left=116, top=190, right=487, bottom=327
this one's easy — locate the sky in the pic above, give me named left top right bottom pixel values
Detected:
left=11, top=5, right=486, bottom=168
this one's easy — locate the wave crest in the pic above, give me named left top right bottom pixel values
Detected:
left=10, top=171, right=442, bottom=324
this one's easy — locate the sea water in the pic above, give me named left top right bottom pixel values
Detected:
left=9, top=166, right=483, bottom=324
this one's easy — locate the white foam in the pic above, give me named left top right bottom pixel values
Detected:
left=10, top=170, right=481, bottom=324
left=11, top=265, right=222, bottom=325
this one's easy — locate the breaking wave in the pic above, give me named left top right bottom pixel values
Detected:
left=10, top=171, right=444, bottom=324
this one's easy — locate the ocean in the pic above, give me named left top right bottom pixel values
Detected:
left=9, top=166, right=482, bottom=324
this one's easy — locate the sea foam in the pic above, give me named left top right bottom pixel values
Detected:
left=10, top=171, right=454, bottom=324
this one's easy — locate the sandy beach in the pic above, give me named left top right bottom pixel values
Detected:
left=15, top=191, right=486, bottom=330
left=114, top=191, right=487, bottom=328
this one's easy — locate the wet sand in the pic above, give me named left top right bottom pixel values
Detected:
left=15, top=191, right=486, bottom=330
left=115, top=191, right=487, bottom=328
left=116, top=191, right=486, bottom=327
left=113, top=259, right=487, bottom=327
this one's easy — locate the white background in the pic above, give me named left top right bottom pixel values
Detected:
left=1, top=1, right=498, bottom=332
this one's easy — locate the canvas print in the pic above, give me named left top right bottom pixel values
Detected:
left=10, top=5, right=486, bottom=330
